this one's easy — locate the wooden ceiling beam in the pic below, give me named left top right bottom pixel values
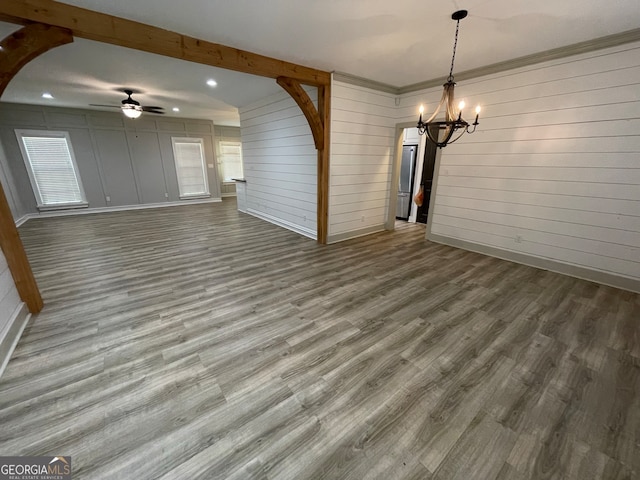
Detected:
left=0, top=0, right=331, bottom=86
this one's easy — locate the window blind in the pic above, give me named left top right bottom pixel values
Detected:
left=172, top=139, right=209, bottom=197
left=219, top=141, right=243, bottom=181
left=20, top=134, right=84, bottom=206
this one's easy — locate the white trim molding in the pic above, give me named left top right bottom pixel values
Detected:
left=247, top=208, right=317, bottom=240
left=16, top=197, right=222, bottom=225
left=0, top=302, right=30, bottom=380
left=327, top=224, right=386, bottom=244
left=428, top=233, right=640, bottom=294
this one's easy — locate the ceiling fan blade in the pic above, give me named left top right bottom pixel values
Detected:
left=142, top=106, right=164, bottom=112
left=89, top=104, right=121, bottom=108
left=146, top=110, right=166, bottom=115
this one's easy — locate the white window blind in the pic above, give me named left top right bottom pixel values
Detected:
left=172, top=138, right=209, bottom=198
left=219, top=141, right=243, bottom=182
left=16, top=130, right=86, bottom=208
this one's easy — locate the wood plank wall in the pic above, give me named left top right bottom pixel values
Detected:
left=0, top=103, right=221, bottom=221
left=398, top=41, right=640, bottom=288
left=239, top=88, right=318, bottom=239
left=328, top=80, right=397, bottom=241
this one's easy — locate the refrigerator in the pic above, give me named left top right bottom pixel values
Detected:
left=396, top=144, right=417, bottom=220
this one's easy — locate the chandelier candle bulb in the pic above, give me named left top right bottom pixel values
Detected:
left=419, top=105, right=424, bottom=123
left=474, top=105, right=481, bottom=125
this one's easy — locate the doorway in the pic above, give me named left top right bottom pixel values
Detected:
left=392, top=126, right=438, bottom=225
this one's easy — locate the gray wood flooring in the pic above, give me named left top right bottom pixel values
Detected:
left=1, top=199, right=639, bottom=479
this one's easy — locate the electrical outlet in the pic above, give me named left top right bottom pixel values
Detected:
left=105, top=196, right=111, bottom=202
left=165, top=192, right=169, bottom=198
left=515, top=235, right=523, bottom=243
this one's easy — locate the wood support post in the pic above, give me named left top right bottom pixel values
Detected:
left=317, top=85, right=330, bottom=245
left=0, top=182, right=42, bottom=313
left=0, top=23, right=72, bottom=313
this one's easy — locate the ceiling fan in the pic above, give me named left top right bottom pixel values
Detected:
left=90, top=89, right=165, bottom=119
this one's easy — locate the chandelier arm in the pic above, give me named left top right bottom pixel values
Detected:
left=425, top=88, right=448, bottom=124
left=445, top=84, right=457, bottom=122
left=446, top=128, right=469, bottom=145
left=438, top=125, right=457, bottom=147
left=425, top=127, right=440, bottom=146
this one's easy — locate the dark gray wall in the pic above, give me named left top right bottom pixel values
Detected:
left=0, top=102, right=221, bottom=220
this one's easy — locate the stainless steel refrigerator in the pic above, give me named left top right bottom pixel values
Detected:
left=396, top=144, right=417, bottom=220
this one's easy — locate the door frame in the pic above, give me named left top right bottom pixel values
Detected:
left=386, top=121, right=442, bottom=239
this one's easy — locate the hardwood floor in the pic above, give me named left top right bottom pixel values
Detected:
left=1, top=199, right=638, bottom=479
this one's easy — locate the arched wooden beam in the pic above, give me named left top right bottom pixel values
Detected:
left=276, top=76, right=324, bottom=150
left=0, top=23, right=72, bottom=313
left=277, top=77, right=330, bottom=243
left=0, top=23, right=73, bottom=97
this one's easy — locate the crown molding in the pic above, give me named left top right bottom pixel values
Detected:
left=332, top=72, right=399, bottom=94
left=334, top=27, right=640, bottom=95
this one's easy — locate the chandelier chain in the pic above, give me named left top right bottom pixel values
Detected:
left=448, top=19, right=460, bottom=82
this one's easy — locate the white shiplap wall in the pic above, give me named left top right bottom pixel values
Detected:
left=399, top=41, right=640, bottom=290
left=328, top=79, right=397, bottom=242
left=0, top=249, right=29, bottom=377
left=239, top=88, right=318, bottom=238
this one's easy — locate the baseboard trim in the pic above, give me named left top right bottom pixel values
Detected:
left=327, top=224, right=386, bottom=244
left=15, top=215, right=29, bottom=227
left=0, top=302, right=30, bottom=380
left=428, top=233, right=640, bottom=294
left=16, top=197, right=222, bottom=225
left=246, top=208, right=317, bottom=240
left=221, top=193, right=237, bottom=198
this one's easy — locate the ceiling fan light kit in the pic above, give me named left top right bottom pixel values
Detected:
left=122, top=103, right=143, bottom=119
left=417, top=10, right=481, bottom=148
left=89, top=89, right=165, bottom=119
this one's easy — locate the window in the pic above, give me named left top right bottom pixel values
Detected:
left=171, top=137, right=210, bottom=198
left=16, top=130, right=87, bottom=209
left=218, top=141, right=243, bottom=182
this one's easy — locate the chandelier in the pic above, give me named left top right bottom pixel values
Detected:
left=417, top=10, right=480, bottom=148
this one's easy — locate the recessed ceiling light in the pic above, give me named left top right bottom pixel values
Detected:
left=206, top=79, right=217, bottom=87
left=172, top=107, right=180, bottom=112
left=41, top=92, right=54, bottom=99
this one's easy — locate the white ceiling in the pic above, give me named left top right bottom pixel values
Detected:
left=2, top=0, right=639, bottom=124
